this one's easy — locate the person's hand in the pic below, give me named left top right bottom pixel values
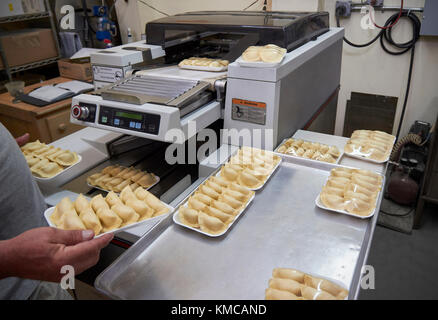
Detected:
left=0, top=227, right=113, bottom=282
left=15, top=133, right=30, bottom=147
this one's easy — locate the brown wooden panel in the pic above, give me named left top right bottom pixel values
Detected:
left=45, top=109, right=82, bottom=141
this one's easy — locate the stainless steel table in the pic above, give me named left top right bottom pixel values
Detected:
left=94, top=130, right=387, bottom=300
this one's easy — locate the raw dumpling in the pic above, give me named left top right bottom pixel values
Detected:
left=105, top=191, right=123, bottom=207
left=90, top=194, right=110, bottom=212
left=96, top=208, right=122, bottom=232
left=51, top=197, right=75, bottom=225
left=223, top=189, right=247, bottom=202
left=51, top=150, right=79, bottom=166
left=120, top=185, right=137, bottom=203
left=79, top=207, right=102, bottom=235
left=198, top=211, right=227, bottom=235
left=221, top=166, right=239, bottom=182
left=87, top=172, right=105, bottom=186
left=112, top=203, right=140, bottom=226
left=205, top=206, right=233, bottom=224
left=265, top=288, right=300, bottom=300
left=205, top=180, right=223, bottom=194
left=58, top=209, right=86, bottom=230
left=33, top=161, right=64, bottom=178
left=211, top=200, right=236, bottom=216
left=142, top=190, right=169, bottom=216
left=74, top=193, right=90, bottom=214
left=179, top=207, right=200, bottom=228
left=199, top=185, right=220, bottom=200
left=300, top=286, right=336, bottom=300
left=137, top=173, right=157, bottom=188
left=25, top=155, right=40, bottom=167
left=210, top=176, right=230, bottom=188
left=269, top=278, right=302, bottom=296
left=126, top=198, right=154, bottom=220
left=272, top=268, right=305, bottom=283
left=193, top=192, right=213, bottom=206
left=320, top=192, right=345, bottom=210
left=242, top=46, right=261, bottom=62
left=188, top=197, right=207, bottom=211
left=303, top=275, right=346, bottom=297
left=238, top=170, right=261, bottom=188
left=344, top=198, right=374, bottom=216
left=219, top=194, right=243, bottom=210
left=229, top=182, right=252, bottom=196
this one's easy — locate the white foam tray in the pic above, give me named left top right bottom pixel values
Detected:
left=173, top=193, right=255, bottom=237
left=274, top=138, right=344, bottom=165
left=44, top=201, right=174, bottom=238
left=314, top=169, right=385, bottom=220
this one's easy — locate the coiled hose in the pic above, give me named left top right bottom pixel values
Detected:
left=390, top=133, right=422, bottom=162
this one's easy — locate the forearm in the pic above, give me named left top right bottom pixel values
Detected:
left=0, top=239, right=14, bottom=279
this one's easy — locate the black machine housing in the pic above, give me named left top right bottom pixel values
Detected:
left=145, top=11, right=329, bottom=63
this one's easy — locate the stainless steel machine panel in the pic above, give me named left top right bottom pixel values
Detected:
left=95, top=155, right=382, bottom=300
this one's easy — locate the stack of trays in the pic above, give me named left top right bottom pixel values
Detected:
left=21, top=140, right=80, bottom=179
left=316, top=167, right=384, bottom=219
left=87, top=165, right=159, bottom=193
left=265, top=268, right=348, bottom=300
left=276, top=138, right=341, bottom=163
left=45, top=186, right=173, bottom=237
left=344, top=130, right=396, bottom=163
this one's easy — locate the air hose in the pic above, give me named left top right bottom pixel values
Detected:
left=390, top=133, right=422, bottom=162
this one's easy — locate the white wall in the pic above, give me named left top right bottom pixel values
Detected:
left=116, top=0, right=438, bottom=138
left=324, top=0, right=438, bottom=137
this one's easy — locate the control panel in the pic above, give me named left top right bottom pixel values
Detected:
left=98, top=106, right=161, bottom=135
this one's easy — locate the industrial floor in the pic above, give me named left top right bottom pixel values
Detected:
left=72, top=203, right=438, bottom=300
left=360, top=202, right=438, bottom=300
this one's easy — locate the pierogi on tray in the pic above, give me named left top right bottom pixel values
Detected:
left=21, top=140, right=79, bottom=178
left=49, top=186, right=170, bottom=236
left=319, top=167, right=383, bottom=217
left=265, top=268, right=348, bottom=300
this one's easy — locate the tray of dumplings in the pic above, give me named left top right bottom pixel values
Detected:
left=217, top=147, right=282, bottom=190
left=316, top=167, right=384, bottom=219
left=178, top=57, right=229, bottom=72
left=265, top=268, right=348, bottom=300
left=173, top=175, right=255, bottom=237
left=21, top=140, right=81, bottom=180
left=44, top=186, right=174, bottom=237
left=344, top=130, right=396, bottom=163
left=87, top=165, right=159, bottom=194
left=237, top=44, right=287, bottom=67
left=275, top=138, right=343, bottom=164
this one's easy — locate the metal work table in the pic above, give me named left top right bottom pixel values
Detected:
left=94, top=130, right=387, bottom=300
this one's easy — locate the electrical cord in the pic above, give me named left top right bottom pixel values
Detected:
left=138, top=0, right=170, bottom=17
left=243, top=0, right=261, bottom=11
left=336, top=9, right=421, bottom=140
left=370, top=0, right=404, bottom=29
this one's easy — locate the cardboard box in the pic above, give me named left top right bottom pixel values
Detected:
left=0, top=1, right=24, bottom=18
left=0, top=28, right=58, bottom=69
left=21, top=0, right=46, bottom=14
left=58, top=57, right=92, bottom=81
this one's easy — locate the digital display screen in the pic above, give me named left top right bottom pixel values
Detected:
left=115, top=111, right=142, bottom=120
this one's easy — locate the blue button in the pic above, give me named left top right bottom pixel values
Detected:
left=135, top=122, right=141, bottom=129
left=114, top=118, right=120, bottom=125
left=129, top=121, right=135, bottom=128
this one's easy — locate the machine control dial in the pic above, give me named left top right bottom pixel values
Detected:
left=72, top=105, right=90, bottom=120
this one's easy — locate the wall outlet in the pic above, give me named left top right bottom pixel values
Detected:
left=365, top=0, right=384, bottom=6
left=335, top=1, right=352, bottom=17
